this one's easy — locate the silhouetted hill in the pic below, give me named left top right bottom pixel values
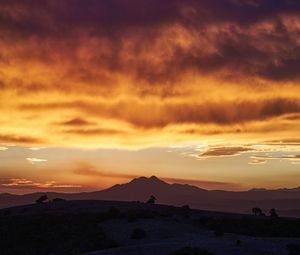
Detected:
left=2, top=200, right=300, bottom=255
left=1, top=176, right=300, bottom=217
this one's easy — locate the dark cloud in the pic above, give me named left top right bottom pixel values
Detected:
left=1, top=0, right=300, bottom=85
left=262, top=55, right=300, bottom=81
left=199, top=146, right=254, bottom=158
left=1, top=0, right=299, bottom=35
left=0, top=134, right=42, bottom=144
left=0, top=0, right=180, bottom=37
left=59, top=118, right=96, bottom=126
left=282, top=114, right=300, bottom=121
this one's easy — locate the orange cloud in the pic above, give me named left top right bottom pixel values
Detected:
left=1, top=178, right=81, bottom=189
left=0, top=134, right=42, bottom=145
left=0, top=0, right=299, bottom=148
left=18, top=97, right=300, bottom=129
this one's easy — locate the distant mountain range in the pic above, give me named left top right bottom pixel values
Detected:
left=1, top=176, right=300, bottom=217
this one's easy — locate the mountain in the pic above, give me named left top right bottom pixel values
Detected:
left=1, top=176, right=300, bottom=217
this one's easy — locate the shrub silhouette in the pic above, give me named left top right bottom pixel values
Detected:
left=181, top=205, right=190, bottom=214
left=269, top=208, right=279, bottom=218
left=252, top=207, right=263, bottom=216
left=131, top=228, right=146, bottom=239
left=146, top=195, right=156, bottom=204
left=287, top=243, right=300, bottom=255
left=181, top=205, right=190, bottom=210
left=35, top=195, right=48, bottom=204
left=169, top=246, right=213, bottom=255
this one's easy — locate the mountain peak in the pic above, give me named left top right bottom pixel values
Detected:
left=130, top=176, right=167, bottom=185
left=149, top=175, right=160, bottom=181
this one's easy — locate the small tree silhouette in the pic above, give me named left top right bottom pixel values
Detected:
left=252, top=207, right=263, bottom=216
left=269, top=208, right=279, bottom=218
left=146, top=195, right=156, bottom=204
left=36, top=195, right=48, bottom=204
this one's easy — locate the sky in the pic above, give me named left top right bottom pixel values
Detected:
left=0, top=0, right=300, bottom=194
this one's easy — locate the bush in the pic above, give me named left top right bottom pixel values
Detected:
left=180, top=205, right=191, bottom=219
left=35, top=195, right=48, bottom=204
left=169, top=246, right=213, bottom=255
left=146, top=195, right=156, bottom=204
left=287, top=243, right=300, bottom=255
left=131, top=228, right=146, bottom=239
left=269, top=208, right=279, bottom=218
left=181, top=205, right=190, bottom=211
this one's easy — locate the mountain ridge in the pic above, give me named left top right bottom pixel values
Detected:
left=2, top=176, right=300, bottom=196
left=1, top=176, right=300, bottom=217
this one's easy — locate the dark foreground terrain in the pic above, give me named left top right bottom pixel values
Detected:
left=0, top=200, right=300, bottom=255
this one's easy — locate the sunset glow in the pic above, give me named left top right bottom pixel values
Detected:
left=1, top=0, right=300, bottom=193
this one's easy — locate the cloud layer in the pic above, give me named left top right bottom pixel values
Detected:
left=198, top=146, right=254, bottom=158
left=0, top=178, right=81, bottom=190
left=0, top=0, right=300, bottom=147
